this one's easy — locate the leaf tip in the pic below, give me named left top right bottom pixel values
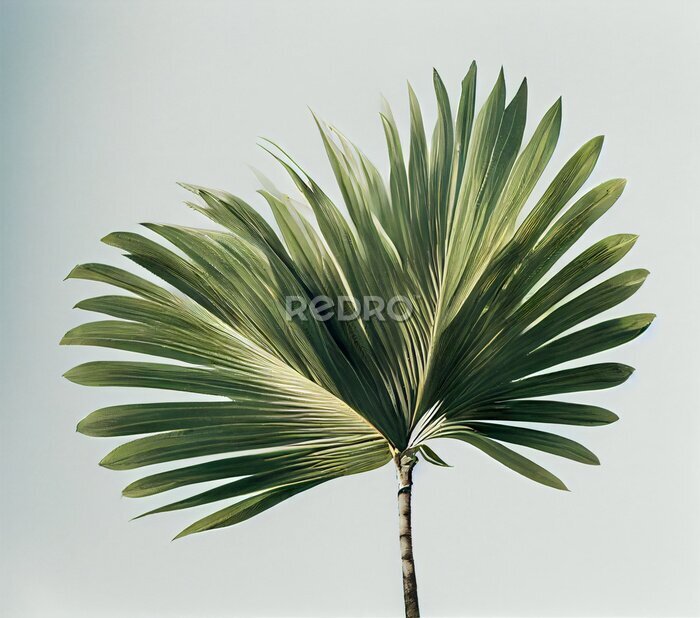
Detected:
left=172, top=527, right=194, bottom=541
left=64, top=265, right=80, bottom=281
left=98, top=452, right=122, bottom=470
left=583, top=449, right=601, bottom=465
left=177, top=181, right=200, bottom=195
left=609, top=177, right=627, bottom=193
left=462, top=61, right=477, bottom=85
left=307, top=106, right=322, bottom=126
left=495, top=66, right=505, bottom=89
left=619, top=364, right=636, bottom=379
left=605, top=411, right=621, bottom=425
left=100, top=232, right=120, bottom=247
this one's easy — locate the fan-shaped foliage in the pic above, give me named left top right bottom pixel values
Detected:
left=63, top=64, right=652, bottom=539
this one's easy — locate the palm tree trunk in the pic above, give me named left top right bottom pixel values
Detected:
left=395, top=452, right=420, bottom=618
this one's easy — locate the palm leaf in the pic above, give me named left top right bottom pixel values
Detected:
left=63, top=64, right=652, bottom=543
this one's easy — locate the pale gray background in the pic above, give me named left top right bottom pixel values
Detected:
left=2, top=1, right=698, bottom=616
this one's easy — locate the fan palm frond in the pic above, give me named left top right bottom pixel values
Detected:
left=63, top=63, right=652, bottom=615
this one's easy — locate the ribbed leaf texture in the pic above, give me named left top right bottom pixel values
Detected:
left=63, top=64, right=653, bottom=538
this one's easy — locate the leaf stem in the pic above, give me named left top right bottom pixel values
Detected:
left=395, top=452, right=420, bottom=617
